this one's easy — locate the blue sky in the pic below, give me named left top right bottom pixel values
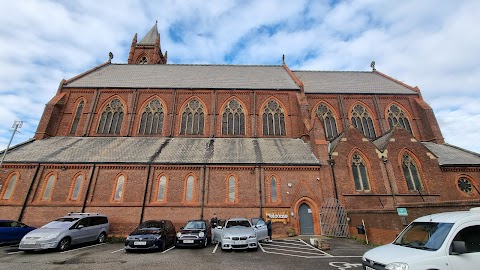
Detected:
left=0, top=0, right=479, bottom=153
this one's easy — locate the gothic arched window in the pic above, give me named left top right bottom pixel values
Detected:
left=42, top=174, right=56, bottom=201
left=70, top=100, right=84, bottom=134
left=402, top=154, right=423, bottom=191
left=97, top=98, right=124, bottom=134
left=270, top=176, right=278, bottom=203
left=138, top=56, right=148, bottom=64
left=139, top=99, right=165, bottom=135
left=352, top=153, right=370, bottom=191
left=185, top=175, right=195, bottom=202
left=262, top=100, right=286, bottom=136
left=180, top=99, right=205, bottom=135
left=222, top=99, right=245, bottom=135
left=227, top=175, right=237, bottom=203
left=70, top=174, right=83, bottom=201
left=113, top=175, right=125, bottom=201
left=316, top=103, right=338, bottom=139
left=2, top=173, right=18, bottom=200
left=157, top=175, right=167, bottom=201
left=387, top=105, right=413, bottom=134
left=351, top=104, right=376, bottom=139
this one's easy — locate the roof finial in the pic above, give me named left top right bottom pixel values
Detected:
left=108, top=52, right=113, bottom=63
left=156, top=20, right=158, bottom=25
left=370, top=60, right=376, bottom=71
left=282, top=54, right=285, bottom=64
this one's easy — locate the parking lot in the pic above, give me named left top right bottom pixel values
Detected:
left=0, top=237, right=372, bottom=270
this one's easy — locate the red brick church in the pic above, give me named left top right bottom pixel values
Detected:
left=1, top=23, right=479, bottom=243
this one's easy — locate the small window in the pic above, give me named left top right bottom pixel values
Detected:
left=352, top=153, right=370, bottom=191
left=228, top=175, right=236, bottom=203
left=139, top=56, right=148, bottom=64
left=42, top=174, right=56, bottom=201
left=457, top=177, right=474, bottom=194
left=270, top=176, right=278, bottom=202
left=2, top=173, right=18, bottom=200
left=70, top=100, right=84, bottom=134
left=71, top=174, right=83, bottom=200
left=114, top=175, right=125, bottom=201
left=402, top=154, right=423, bottom=191
left=185, top=175, right=194, bottom=202
left=157, top=175, right=167, bottom=201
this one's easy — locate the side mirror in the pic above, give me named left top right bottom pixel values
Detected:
left=180, top=226, right=184, bottom=230
left=451, top=241, right=467, bottom=255
left=77, top=225, right=84, bottom=229
left=216, top=226, right=223, bottom=229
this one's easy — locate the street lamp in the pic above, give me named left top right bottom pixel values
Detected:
left=0, top=121, right=23, bottom=169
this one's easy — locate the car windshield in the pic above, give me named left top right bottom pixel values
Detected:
left=393, top=222, right=454, bottom=251
left=42, top=218, right=79, bottom=229
left=226, top=220, right=251, bottom=228
left=184, top=221, right=205, bottom=230
left=138, top=221, right=163, bottom=229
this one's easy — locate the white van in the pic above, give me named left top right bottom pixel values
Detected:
left=362, top=208, right=480, bottom=270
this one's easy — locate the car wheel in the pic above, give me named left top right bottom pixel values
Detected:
left=97, top=232, right=107, bottom=243
left=57, top=237, right=71, bottom=252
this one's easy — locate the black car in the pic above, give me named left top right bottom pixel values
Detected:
left=175, top=220, right=211, bottom=248
left=125, top=220, right=176, bottom=252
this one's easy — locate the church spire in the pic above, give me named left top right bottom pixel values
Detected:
left=127, top=22, right=167, bottom=64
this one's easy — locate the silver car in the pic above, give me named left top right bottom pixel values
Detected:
left=219, top=217, right=267, bottom=251
left=19, top=213, right=109, bottom=252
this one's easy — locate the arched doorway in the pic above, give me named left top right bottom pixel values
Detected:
left=299, top=203, right=314, bottom=235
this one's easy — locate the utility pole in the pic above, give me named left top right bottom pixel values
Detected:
left=0, top=121, right=23, bottom=169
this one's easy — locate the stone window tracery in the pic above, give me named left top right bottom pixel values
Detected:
left=351, top=104, right=376, bottom=139
left=352, top=153, right=370, bottom=191
left=457, top=177, right=474, bottom=194
left=139, top=99, right=164, bottom=135
left=262, top=100, right=286, bottom=136
left=97, top=98, right=124, bottom=134
left=138, top=56, right=148, bottom=64
left=402, top=154, right=423, bottom=191
left=180, top=99, right=204, bottom=135
left=222, top=99, right=245, bottom=135
left=70, top=101, right=84, bottom=134
left=316, top=103, right=338, bottom=139
left=387, top=105, right=413, bottom=134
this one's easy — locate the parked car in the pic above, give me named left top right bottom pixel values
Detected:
left=362, top=208, right=480, bottom=270
left=0, top=220, right=36, bottom=244
left=220, top=217, right=268, bottom=251
left=176, top=220, right=211, bottom=248
left=125, top=220, right=176, bottom=252
left=18, top=213, right=109, bottom=252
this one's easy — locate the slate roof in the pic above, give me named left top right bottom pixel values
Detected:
left=2, top=137, right=320, bottom=166
left=372, top=127, right=396, bottom=150
left=422, top=142, right=480, bottom=166
left=64, top=64, right=301, bottom=90
left=138, top=24, right=158, bottom=45
left=293, top=71, right=418, bottom=94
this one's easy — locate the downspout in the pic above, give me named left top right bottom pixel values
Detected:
left=328, top=155, right=339, bottom=200
left=258, top=165, right=263, bottom=218
left=211, top=91, right=217, bottom=137
left=169, top=90, right=177, bottom=137
left=382, top=158, right=397, bottom=206
left=253, top=91, right=257, bottom=138
left=139, top=164, right=152, bottom=224
left=81, top=164, right=96, bottom=212
left=200, top=164, right=207, bottom=220
left=18, top=163, right=41, bottom=222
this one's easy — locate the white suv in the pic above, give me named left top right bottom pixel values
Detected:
left=19, top=213, right=109, bottom=252
left=362, top=208, right=480, bottom=270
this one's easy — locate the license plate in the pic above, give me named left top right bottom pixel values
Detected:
left=134, top=241, right=146, bottom=245
left=234, top=240, right=246, bottom=245
left=24, top=240, right=36, bottom=245
left=365, top=266, right=375, bottom=270
left=183, top=240, right=194, bottom=244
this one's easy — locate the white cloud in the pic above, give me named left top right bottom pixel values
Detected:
left=0, top=0, right=479, bottom=155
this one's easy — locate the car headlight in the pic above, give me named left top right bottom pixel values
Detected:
left=176, top=232, right=182, bottom=238
left=42, top=233, right=60, bottom=240
left=385, top=262, right=409, bottom=270
left=248, top=235, right=256, bottom=239
left=126, top=235, right=135, bottom=240
left=198, top=232, right=205, bottom=238
left=222, top=235, right=231, bottom=239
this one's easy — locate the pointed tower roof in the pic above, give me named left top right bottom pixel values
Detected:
left=138, top=23, right=159, bottom=45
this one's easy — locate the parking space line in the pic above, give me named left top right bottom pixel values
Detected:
left=212, top=242, right=219, bottom=253
left=60, top=243, right=105, bottom=254
left=261, top=242, right=317, bottom=250
left=263, top=240, right=312, bottom=247
left=161, top=246, right=175, bottom=253
left=7, top=251, right=21, bottom=255
left=299, top=239, right=332, bottom=256
left=111, top=248, right=125, bottom=253
left=263, top=246, right=330, bottom=256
